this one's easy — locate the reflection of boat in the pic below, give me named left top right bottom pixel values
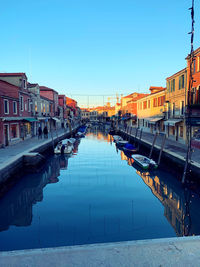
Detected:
left=132, top=154, right=158, bottom=169
left=54, top=139, right=73, bottom=154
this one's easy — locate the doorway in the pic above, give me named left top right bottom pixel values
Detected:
left=4, top=124, right=9, bottom=146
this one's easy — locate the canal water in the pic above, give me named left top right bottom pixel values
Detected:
left=0, top=126, right=200, bottom=251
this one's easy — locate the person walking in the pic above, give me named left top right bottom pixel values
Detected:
left=38, top=126, right=42, bottom=139
left=43, top=126, right=48, bottom=139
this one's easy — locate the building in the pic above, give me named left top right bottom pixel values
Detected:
left=164, top=68, right=187, bottom=142
left=0, top=73, right=34, bottom=141
left=137, top=87, right=166, bottom=133
left=81, top=109, right=90, bottom=121
left=0, top=81, right=20, bottom=147
left=186, top=47, right=200, bottom=140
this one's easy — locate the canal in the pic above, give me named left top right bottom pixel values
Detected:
left=0, top=126, right=200, bottom=251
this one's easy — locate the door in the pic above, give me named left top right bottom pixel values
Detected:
left=4, top=125, right=9, bottom=146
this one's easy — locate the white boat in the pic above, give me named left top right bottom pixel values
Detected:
left=69, top=138, right=76, bottom=143
left=54, top=140, right=73, bottom=154
left=131, top=154, right=158, bottom=170
left=113, top=135, right=123, bottom=142
left=75, top=131, right=85, bottom=138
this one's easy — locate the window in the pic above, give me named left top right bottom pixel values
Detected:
left=20, top=96, right=24, bottom=111
left=172, top=103, right=175, bottom=116
left=153, top=98, right=157, bottom=107
left=35, top=101, right=38, bottom=112
left=167, top=81, right=170, bottom=93
left=197, top=57, right=200, bottom=72
left=28, top=99, right=31, bottom=112
left=179, top=75, right=185, bottom=89
left=23, top=79, right=27, bottom=89
left=143, top=101, right=147, bottom=109
left=180, top=101, right=184, bottom=115
left=13, top=101, right=17, bottom=114
left=171, top=79, right=175, bottom=92
left=148, top=100, right=150, bottom=108
left=4, top=99, right=9, bottom=114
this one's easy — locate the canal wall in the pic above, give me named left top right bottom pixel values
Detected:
left=117, top=129, right=200, bottom=178
left=0, top=127, right=79, bottom=186
left=1, top=236, right=200, bottom=266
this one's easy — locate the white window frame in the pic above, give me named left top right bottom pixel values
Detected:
left=4, top=99, right=9, bottom=114
left=13, top=101, right=17, bottom=114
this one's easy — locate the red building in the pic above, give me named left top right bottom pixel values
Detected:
left=58, top=95, right=68, bottom=119
left=0, top=73, right=33, bottom=145
left=0, top=81, right=20, bottom=146
left=66, top=97, right=78, bottom=116
left=40, top=86, right=59, bottom=117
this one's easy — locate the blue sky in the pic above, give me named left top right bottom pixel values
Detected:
left=1, top=0, right=200, bottom=107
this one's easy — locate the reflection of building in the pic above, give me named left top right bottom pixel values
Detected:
left=133, top=167, right=200, bottom=237
left=0, top=156, right=62, bottom=232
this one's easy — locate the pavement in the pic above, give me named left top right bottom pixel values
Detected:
left=0, top=127, right=72, bottom=167
left=1, top=236, right=200, bottom=267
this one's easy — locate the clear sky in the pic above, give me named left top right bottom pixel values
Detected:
left=1, top=0, right=200, bottom=107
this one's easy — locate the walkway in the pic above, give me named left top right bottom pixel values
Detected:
left=0, top=128, right=70, bottom=166
left=1, top=236, right=200, bottom=266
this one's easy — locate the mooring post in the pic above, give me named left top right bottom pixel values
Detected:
left=149, top=132, right=158, bottom=159
left=137, top=128, right=143, bottom=149
left=157, top=133, right=166, bottom=166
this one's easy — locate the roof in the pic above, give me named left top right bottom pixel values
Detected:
left=0, top=80, right=19, bottom=98
left=0, top=73, right=27, bottom=79
left=186, top=46, right=200, bottom=59
left=28, top=83, right=38, bottom=88
left=40, top=86, right=58, bottom=94
left=149, top=86, right=165, bottom=91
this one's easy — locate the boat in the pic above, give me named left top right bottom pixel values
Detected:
left=75, top=131, right=85, bottom=138
left=54, top=139, right=74, bottom=154
left=69, top=137, right=76, bottom=143
left=113, top=135, right=123, bottom=142
left=116, top=140, right=129, bottom=146
left=131, top=154, right=158, bottom=170
left=123, top=143, right=138, bottom=153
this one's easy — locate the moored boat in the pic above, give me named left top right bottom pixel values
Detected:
left=131, top=154, right=158, bottom=170
left=123, top=143, right=138, bottom=153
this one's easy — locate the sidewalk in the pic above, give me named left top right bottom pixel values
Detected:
left=119, top=126, right=200, bottom=164
left=0, top=128, right=69, bottom=166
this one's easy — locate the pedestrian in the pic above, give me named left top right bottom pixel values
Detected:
left=43, top=126, right=48, bottom=139
left=38, top=126, right=42, bottom=139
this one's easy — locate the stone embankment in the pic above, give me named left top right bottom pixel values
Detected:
left=117, top=126, right=200, bottom=177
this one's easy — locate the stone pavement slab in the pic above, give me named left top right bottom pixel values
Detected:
left=1, top=236, right=200, bottom=267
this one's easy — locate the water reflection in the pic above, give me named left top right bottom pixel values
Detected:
left=0, top=126, right=200, bottom=251
left=0, top=141, right=81, bottom=233
left=121, top=151, right=199, bottom=237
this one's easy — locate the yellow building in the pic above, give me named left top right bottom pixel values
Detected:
left=164, top=68, right=187, bottom=142
left=137, top=87, right=166, bottom=133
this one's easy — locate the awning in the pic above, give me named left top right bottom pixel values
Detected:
left=164, top=119, right=183, bottom=126
left=1, top=117, right=22, bottom=121
left=149, top=117, right=164, bottom=124
left=51, top=117, right=60, bottom=122
left=23, top=118, right=38, bottom=122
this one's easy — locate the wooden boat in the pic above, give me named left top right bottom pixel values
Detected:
left=123, top=143, right=138, bottom=153
left=131, top=154, right=158, bottom=170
